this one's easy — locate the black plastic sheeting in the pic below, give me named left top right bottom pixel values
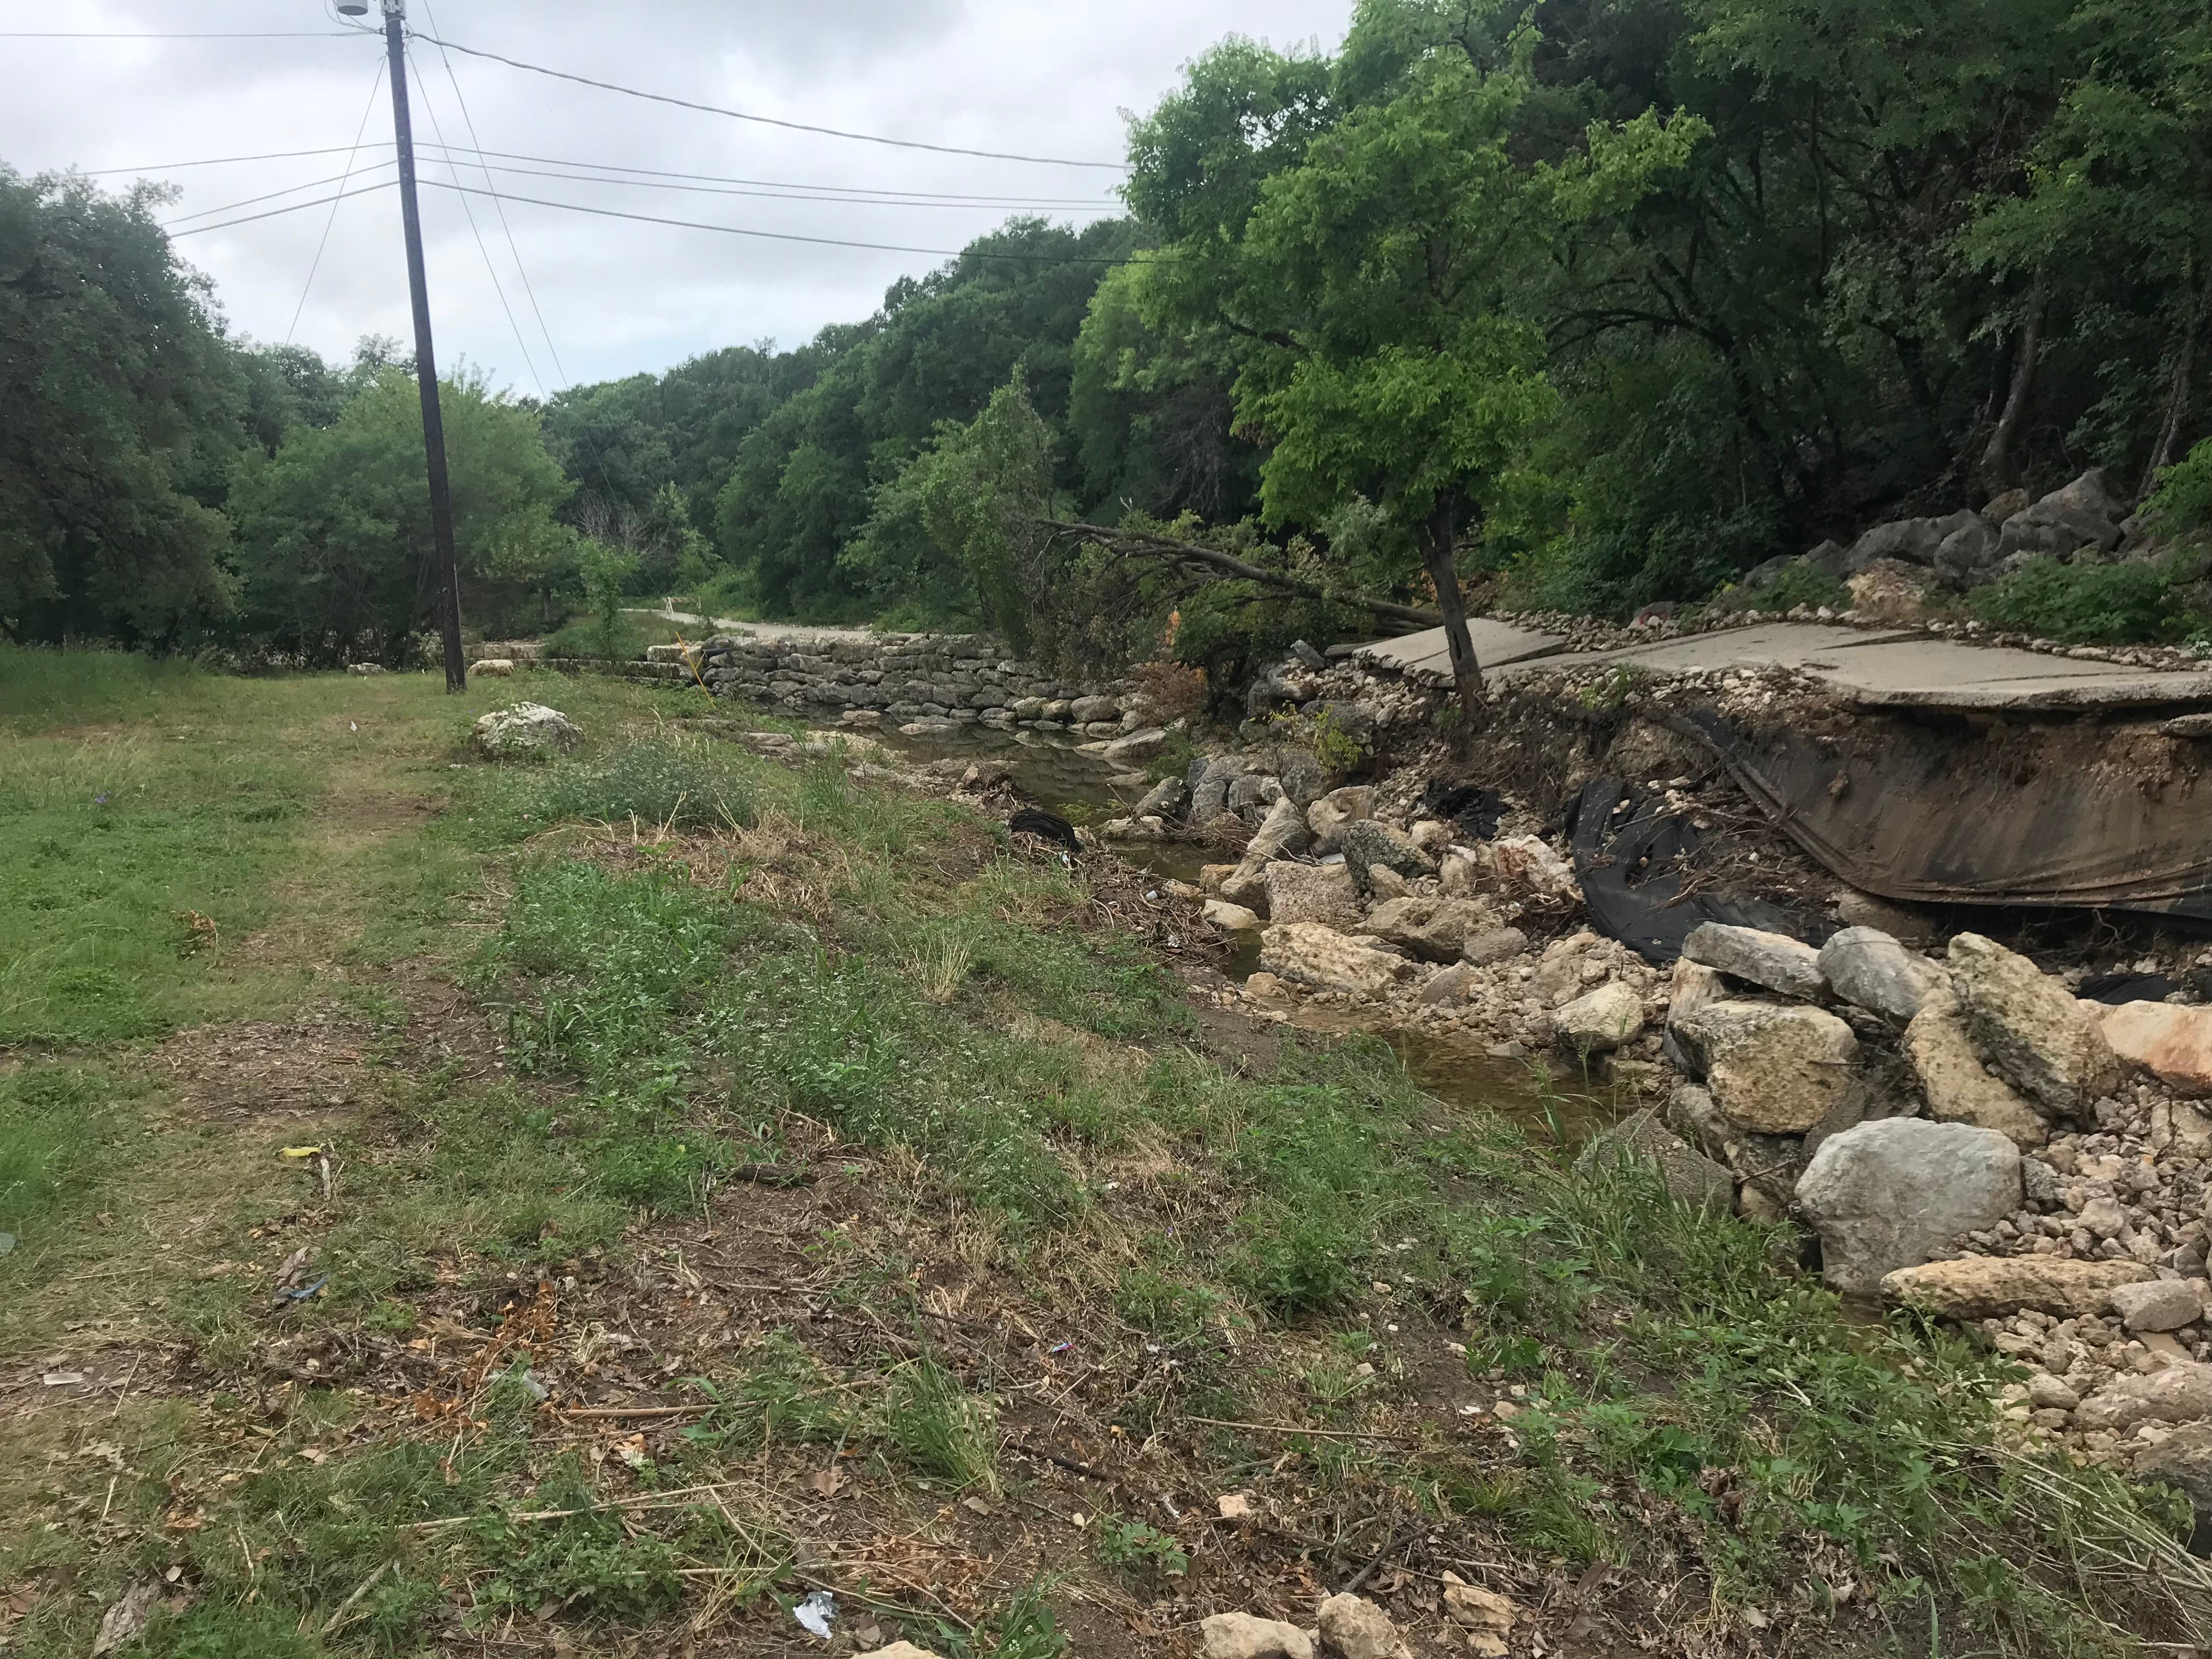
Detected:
left=1667, top=706, right=2212, bottom=922
left=1566, top=777, right=1835, bottom=964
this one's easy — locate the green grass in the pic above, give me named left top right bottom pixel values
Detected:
left=1, top=654, right=2204, bottom=1658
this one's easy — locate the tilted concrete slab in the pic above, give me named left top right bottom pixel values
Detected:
left=1351, top=619, right=2212, bottom=712
left=1353, top=618, right=1570, bottom=678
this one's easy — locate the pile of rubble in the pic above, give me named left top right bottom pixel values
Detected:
left=1139, top=747, right=2212, bottom=1509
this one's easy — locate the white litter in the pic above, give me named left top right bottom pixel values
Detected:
left=792, top=1589, right=837, bottom=1640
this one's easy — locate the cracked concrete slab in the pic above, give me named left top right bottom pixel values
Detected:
left=1362, top=620, right=2212, bottom=712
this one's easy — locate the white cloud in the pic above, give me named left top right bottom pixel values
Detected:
left=4, top=0, right=1349, bottom=388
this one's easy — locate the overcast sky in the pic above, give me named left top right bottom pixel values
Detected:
left=5, top=0, right=1350, bottom=394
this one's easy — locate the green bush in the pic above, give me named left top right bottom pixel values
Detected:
left=2145, top=436, right=2212, bottom=536
left=1967, top=556, right=2190, bottom=644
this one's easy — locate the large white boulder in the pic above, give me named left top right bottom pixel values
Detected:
left=1796, top=1119, right=2021, bottom=1297
left=472, top=701, right=581, bottom=760
left=1819, top=927, right=1945, bottom=1022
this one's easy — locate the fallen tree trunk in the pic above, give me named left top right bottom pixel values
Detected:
left=1040, top=519, right=1440, bottom=632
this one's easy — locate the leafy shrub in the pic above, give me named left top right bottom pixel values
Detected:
left=1967, top=556, right=2189, bottom=644
left=2145, top=436, right=2212, bottom=536
left=1716, top=558, right=1848, bottom=614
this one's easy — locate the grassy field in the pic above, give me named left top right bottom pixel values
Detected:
left=0, top=645, right=2203, bottom=1659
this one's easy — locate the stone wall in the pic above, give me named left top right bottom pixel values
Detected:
left=685, top=631, right=1136, bottom=735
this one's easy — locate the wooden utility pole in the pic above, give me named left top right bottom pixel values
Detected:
left=379, top=0, right=467, bottom=692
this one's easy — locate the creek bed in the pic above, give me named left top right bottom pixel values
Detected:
left=851, top=715, right=1632, bottom=1147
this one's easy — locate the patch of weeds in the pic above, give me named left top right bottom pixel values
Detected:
left=490, top=735, right=762, bottom=838
left=685, top=1331, right=855, bottom=1449
left=1968, top=555, right=2193, bottom=645
left=883, top=1354, right=997, bottom=1491
left=1094, top=1515, right=1189, bottom=1582
left=1575, top=663, right=1650, bottom=713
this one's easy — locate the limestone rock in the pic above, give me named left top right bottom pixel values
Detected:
left=1069, top=694, right=1122, bottom=724
left=1364, top=896, right=1501, bottom=962
left=1795, top=1119, right=2021, bottom=1297
left=1683, top=923, right=1826, bottom=1001
left=1878, top=1256, right=2153, bottom=1319
left=2075, top=1363, right=2212, bottom=1432
left=2111, top=1278, right=2203, bottom=1333
left=1439, top=1574, right=1516, bottom=1633
left=1460, top=926, right=1528, bottom=967
left=1819, top=927, right=1944, bottom=1022
left=1259, top=925, right=1418, bottom=1001
left=1264, top=862, right=1361, bottom=928
left=1487, top=834, right=1580, bottom=902
left=1555, top=981, right=1645, bottom=1052
left=1673, top=1001, right=1860, bottom=1133
left=1247, top=796, right=1314, bottom=863
left=1419, top=963, right=1477, bottom=1006
left=1307, top=786, right=1374, bottom=854
left=1219, top=859, right=1271, bottom=910
left=1667, top=958, right=1728, bottom=1027
left=1575, top=1108, right=1732, bottom=1209
left=1341, top=820, right=1434, bottom=896
left=1316, top=1593, right=1413, bottom=1659
left=1201, top=1612, right=1317, bottom=1659
left=470, top=657, right=515, bottom=677
left=1847, top=558, right=1931, bottom=623
left=1104, top=727, right=1169, bottom=763
left=1947, top=933, right=2121, bottom=1116
left=1905, top=990, right=2049, bottom=1150
left=1663, top=1084, right=1803, bottom=1214
left=2102, top=1001, right=2212, bottom=1098
left=1204, top=900, right=1260, bottom=933
left=1832, top=890, right=1937, bottom=947
left=472, top=701, right=581, bottom=760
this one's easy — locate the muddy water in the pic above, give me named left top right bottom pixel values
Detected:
left=859, top=717, right=1627, bottom=1145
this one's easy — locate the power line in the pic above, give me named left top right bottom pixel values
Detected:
left=405, top=26, right=1127, bottom=171
left=404, top=40, right=544, bottom=393
left=444, top=156, right=1115, bottom=211
left=421, top=143, right=1113, bottom=204
left=168, top=184, right=389, bottom=239
left=1, top=30, right=370, bottom=38
left=289, top=54, right=390, bottom=345
left=168, top=174, right=1138, bottom=261
left=417, top=0, right=573, bottom=392
left=416, top=179, right=1138, bottom=263
left=162, top=159, right=396, bottom=228
left=79, top=143, right=386, bottom=176
left=76, top=140, right=1116, bottom=206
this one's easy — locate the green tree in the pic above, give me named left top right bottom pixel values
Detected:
left=227, top=367, right=575, bottom=663
left=0, top=168, right=240, bottom=644
left=1126, top=2, right=1702, bottom=717
left=844, top=374, right=1059, bottom=640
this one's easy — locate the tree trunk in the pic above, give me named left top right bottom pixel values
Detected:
left=2140, top=269, right=2205, bottom=500
left=1418, top=494, right=1484, bottom=743
left=1980, top=273, right=2045, bottom=495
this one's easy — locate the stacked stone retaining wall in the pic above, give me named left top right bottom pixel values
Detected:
left=687, top=632, right=1135, bottom=735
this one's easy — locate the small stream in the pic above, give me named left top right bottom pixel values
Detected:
left=858, top=716, right=1627, bottom=1146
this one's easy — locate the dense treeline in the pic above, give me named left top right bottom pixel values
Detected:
left=5, top=0, right=2210, bottom=667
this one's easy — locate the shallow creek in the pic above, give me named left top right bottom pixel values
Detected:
left=856, top=718, right=1629, bottom=1146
